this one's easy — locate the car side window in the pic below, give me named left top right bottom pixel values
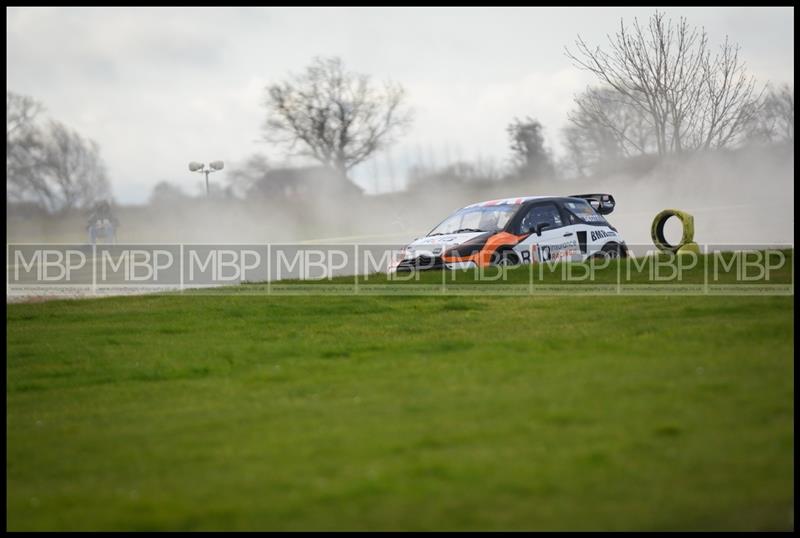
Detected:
left=565, top=207, right=581, bottom=225
left=519, top=203, right=563, bottom=234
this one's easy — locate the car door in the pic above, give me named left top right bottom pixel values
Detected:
left=512, top=202, right=581, bottom=264
left=561, top=199, right=619, bottom=259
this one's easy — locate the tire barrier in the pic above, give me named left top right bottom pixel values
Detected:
left=651, top=209, right=699, bottom=254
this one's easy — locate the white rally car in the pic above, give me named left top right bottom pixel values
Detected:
left=391, top=194, right=628, bottom=271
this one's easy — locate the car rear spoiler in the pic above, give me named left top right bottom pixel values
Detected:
left=569, top=193, right=616, bottom=215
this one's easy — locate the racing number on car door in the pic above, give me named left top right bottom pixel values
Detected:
left=514, top=203, right=581, bottom=263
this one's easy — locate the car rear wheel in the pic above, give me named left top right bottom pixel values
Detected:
left=594, top=242, right=626, bottom=260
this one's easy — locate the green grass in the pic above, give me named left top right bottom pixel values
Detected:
left=6, top=258, right=794, bottom=530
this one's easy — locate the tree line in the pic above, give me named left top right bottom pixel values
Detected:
left=561, top=12, right=793, bottom=177
left=8, top=11, right=795, bottom=212
left=229, top=10, right=793, bottom=199
left=7, top=92, right=111, bottom=213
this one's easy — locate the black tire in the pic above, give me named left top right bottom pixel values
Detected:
left=492, top=249, right=521, bottom=267
left=594, top=242, right=626, bottom=260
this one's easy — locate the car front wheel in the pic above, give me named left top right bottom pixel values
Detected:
left=492, top=249, right=521, bottom=267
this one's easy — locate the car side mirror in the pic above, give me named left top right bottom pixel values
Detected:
left=534, top=223, right=551, bottom=236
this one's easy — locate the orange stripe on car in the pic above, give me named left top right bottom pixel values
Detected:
left=442, top=231, right=527, bottom=267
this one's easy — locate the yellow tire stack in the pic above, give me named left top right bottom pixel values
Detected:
left=651, top=209, right=699, bottom=255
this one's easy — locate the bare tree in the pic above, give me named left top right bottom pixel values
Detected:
left=262, top=56, right=413, bottom=179
left=745, top=83, right=794, bottom=144
left=226, top=153, right=270, bottom=199
left=8, top=92, right=112, bottom=213
left=507, top=117, right=555, bottom=179
left=563, top=86, right=656, bottom=175
left=772, top=84, right=794, bottom=142
left=565, top=11, right=761, bottom=155
left=694, top=37, right=763, bottom=150
left=37, top=121, right=112, bottom=213
left=6, top=92, right=42, bottom=141
left=562, top=124, right=618, bottom=178
left=7, top=92, right=47, bottom=206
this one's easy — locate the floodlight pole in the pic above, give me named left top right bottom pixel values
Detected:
left=189, top=161, right=223, bottom=198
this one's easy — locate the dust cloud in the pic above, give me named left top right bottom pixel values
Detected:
left=6, top=143, right=793, bottom=249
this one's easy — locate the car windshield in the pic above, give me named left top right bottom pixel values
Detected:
left=563, top=199, right=609, bottom=224
left=428, top=205, right=517, bottom=236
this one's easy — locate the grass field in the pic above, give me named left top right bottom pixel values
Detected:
left=6, top=256, right=794, bottom=530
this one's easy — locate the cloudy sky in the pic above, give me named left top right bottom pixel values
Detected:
left=7, top=7, right=794, bottom=203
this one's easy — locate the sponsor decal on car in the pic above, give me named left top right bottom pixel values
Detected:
left=590, top=229, right=617, bottom=241
left=522, top=240, right=581, bottom=263
left=584, top=215, right=606, bottom=223
left=545, top=240, right=579, bottom=251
